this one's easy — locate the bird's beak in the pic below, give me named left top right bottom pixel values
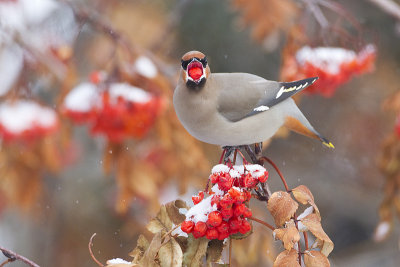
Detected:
left=186, top=59, right=206, bottom=84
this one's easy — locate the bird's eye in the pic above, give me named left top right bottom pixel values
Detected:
left=181, top=59, right=190, bottom=70
left=200, top=57, right=207, bottom=67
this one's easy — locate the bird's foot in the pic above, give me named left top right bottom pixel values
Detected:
left=221, top=145, right=246, bottom=164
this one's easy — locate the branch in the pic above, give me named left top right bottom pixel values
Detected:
left=88, top=234, right=104, bottom=267
left=368, top=0, right=400, bottom=21
left=0, top=246, right=40, bottom=267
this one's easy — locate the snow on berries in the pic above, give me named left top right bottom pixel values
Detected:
left=63, top=78, right=163, bottom=142
left=181, top=163, right=268, bottom=240
left=283, top=45, right=376, bottom=97
left=0, top=100, right=58, bottom=142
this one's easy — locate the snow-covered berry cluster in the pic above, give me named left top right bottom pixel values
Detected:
left=283, top=45, right=376, bottom=97
left=0, top=100, right=58, bottom=142
left=181, top=164, right=269, bottom=240
left=63, top=79, right=163, bottom=142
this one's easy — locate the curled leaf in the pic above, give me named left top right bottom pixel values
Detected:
left=147, top=205, right=173, bottom=234
left=140, top=232, right=162, bottom=267
left=267, top=191, right=299, bottom=226
left=300, top=214, right=334, bottom=256
left=130, top=235, right=149, bottom=263
left=159, top=237, right=183, bottom=267
left=273, top=220, right=300, bottom=251
left=273, top=249, right=301, bottom=267
left=292, top=185, right=320, bottom=215
left=183, top=236, right=209, bottom=267
left=304, top=250, right=330, bottom=267
left=166, top=199, right=188, bottom=225
left=206, top=239, right=225, bottom=264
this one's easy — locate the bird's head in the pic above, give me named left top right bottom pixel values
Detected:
left=180, top=51, right=210, bottom=89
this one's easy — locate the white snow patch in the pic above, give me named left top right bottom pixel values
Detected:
left=246, top=164, right=267, bottom=178
left=211, top=184, right=225, bottom=196
left=211, top=164, right=230, bottom=174
left=185, top=195, right=217, bottom=223
left=296, top=46, right=356, bottom=74
left=0, top=45, right=23, bottom=96
left=0, top=0, right=57, bottom=32
left=106, top=258, right=132, bottom=265
left=134, top=56, right=157, bottom=78
left=64, top=83, right=100, bottom=112
left=0, top=100, right=57, bottom=133
left=109, top=83, right=151, bottom=103
left=374, top=221, right=391, bottom=242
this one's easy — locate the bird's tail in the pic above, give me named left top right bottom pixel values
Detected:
left=284, top=115, right=334, bottom=149
left=317, top=134, right=335, bottom=149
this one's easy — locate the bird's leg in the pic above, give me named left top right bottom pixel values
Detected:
left=244, top=145, right=258, bottom=164
left=222, top=146, right=238, bottom=163
left=255, top=142, right=263, bottom=159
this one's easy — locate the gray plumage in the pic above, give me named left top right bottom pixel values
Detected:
left=174, top=51, right=332, bottom=148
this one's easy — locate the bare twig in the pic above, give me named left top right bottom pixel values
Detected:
left=88, top=234, right=104, bottom=267
left=303, top=0, right=329, bottom=28
left=368, top=0, right=400, bottom=21
left=248, top=216, right=275, bottom=230
left=162, top=223, right=182, bottom=240
left=0, top=246, right=40, bottom=267
left=259, top=156, right=290, bottom=192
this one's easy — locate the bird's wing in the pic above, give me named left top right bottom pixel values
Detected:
left=215, top=73, right=318, bottom=122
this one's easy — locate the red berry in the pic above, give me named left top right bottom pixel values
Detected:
left=192, top=191, right=204, bottom=205
left=192, top=221, right=207, bottom=238
left=207, top=211, right=223, bottom=228
left=243, top=207, right=252, bottom=218
left=181, top=220, right=195, bottom=233
left=228, top=187, right=240, bottom=199
left=229, top=217, right=242, bottom=232
left=218, top=231, right=230, bottom=240
left=244, top=191, right=252, bottom=201
left=221, top=207, right=233, bottom=220
left=258, top=171, right=269, bottom=183
left=220, top=194, right=234, bottom=209
left=218, top=173, right=234, bottom=191
left=216, top=221, right=229, bottom=234
left=239, top=219, right=251, bottom=234
left=233, top=204, right=246, bottom=217
left=243, top=173, right=258, bottom=188
left=206, top=228, right=219, bottom=240
left=210, top=173, right=220, bottom=184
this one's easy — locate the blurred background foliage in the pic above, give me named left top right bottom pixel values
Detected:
left=1, top=0, right=400, bottom=266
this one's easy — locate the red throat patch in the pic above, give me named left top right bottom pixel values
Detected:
left=188, top=61, right=203, bottom=81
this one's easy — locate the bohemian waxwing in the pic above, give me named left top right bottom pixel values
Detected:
left=173, top=51, right=334, bottom=148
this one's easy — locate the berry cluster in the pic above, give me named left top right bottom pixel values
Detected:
left=181, top=164, right=269, bottom=240
left=0, top=100, right=58, bottom=143
left=63, top=79, right=163, bottom=143
left=283, top=45, right=376, bottom=97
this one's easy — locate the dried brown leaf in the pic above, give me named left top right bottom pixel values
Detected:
left=182, top=236, right=209, bottom=267
left=267, top=191, right=299, bottom=226
left=206, top=239, right=225, bottom=264
left=147, top=205, right=173, bottom=234
left=292, top=185, right=320, bottom=215
left=140, top=232, right=162, bottom=267
left=304, top=250, right=330, bottom=267
left=159, top=237, right=183, bottom=267
left=300, top=214, right=334, bottom=256
left=273, top=220, right=300, bottom=251
left=273, top=249, right=301, bottom=267
left=130, top=235, right=150, bottom=263
left=165, top=199, right=188, bottom=225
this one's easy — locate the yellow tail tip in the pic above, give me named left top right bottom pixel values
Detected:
left=323, top=142, right=335, bottom=149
